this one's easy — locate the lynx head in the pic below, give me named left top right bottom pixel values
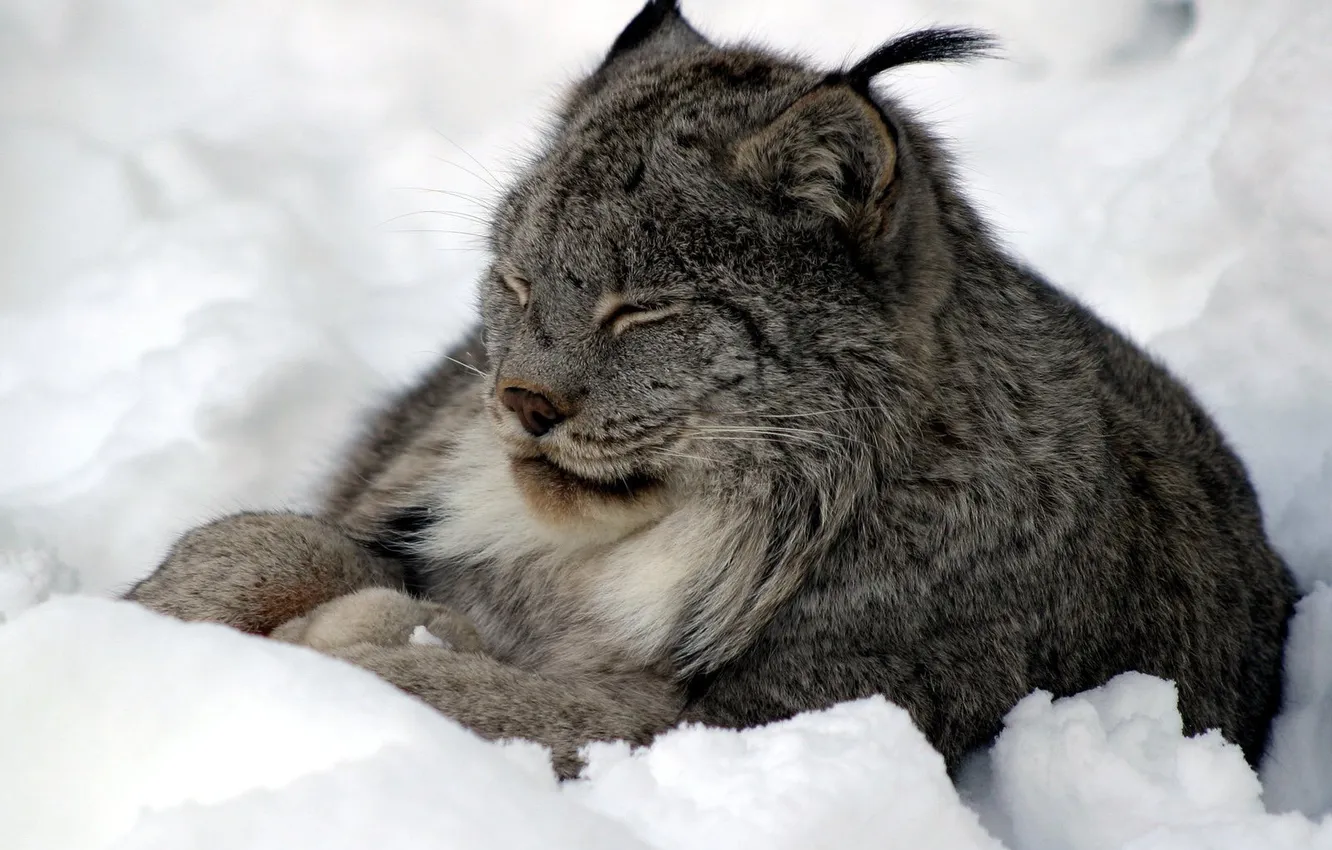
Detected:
left=478, top=1, right=994, bottom=522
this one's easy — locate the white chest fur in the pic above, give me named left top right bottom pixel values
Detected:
left=422, top=421, right=717, bottom=663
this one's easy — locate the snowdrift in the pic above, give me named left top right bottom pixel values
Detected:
left=3, top=595, right=1330, bottom=849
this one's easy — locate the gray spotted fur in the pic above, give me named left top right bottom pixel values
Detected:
left=127, top=2, right=1297, bottom=777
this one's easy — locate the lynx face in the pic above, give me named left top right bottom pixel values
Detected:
left=475, top=15, right=974, bottom=508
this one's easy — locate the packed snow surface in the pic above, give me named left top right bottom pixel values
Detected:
left=1, top=0, right=1329, bottom=847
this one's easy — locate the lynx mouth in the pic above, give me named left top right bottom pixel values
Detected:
left=510, top=455, right=660, bottom=501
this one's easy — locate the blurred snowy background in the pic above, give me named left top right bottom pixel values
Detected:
left=1, top=0, right=1330, bottom=848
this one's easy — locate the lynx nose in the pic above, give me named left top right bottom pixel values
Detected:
left=499, top=384, right=567, bottom=437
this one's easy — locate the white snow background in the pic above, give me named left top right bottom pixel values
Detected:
left=1, top=0, right=1330, bottom=847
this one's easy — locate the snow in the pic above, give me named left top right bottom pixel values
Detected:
left=571, top=694, right=1001, bottom=850
left=983, top=675, right=1290, bottom=850
left=0, top=597, right=643, bottom=850
left=0, top=0, right=1329, bottom=847
left=0, top=545, right=73, bottom=624
left=4, top=599, right=1329, bottom=850
left=409, top=623, right=448, bottom=647
left=1264, top=585, right=1332, bottom=819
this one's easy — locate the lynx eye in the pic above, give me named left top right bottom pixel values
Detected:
left=502, top=274, right=531, bottom=308
left=597, top=298, right=685, bottom=336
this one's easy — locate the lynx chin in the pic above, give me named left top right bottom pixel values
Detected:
left=127, top=0, right=1297, bottom=779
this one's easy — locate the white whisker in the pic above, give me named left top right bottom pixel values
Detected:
left=442, top=355, right=486, bottom=377
left=378, top=209, right=492, bottom=228
left=692, top=425, right=871, bottom=449
left=651, top=448, right=713, bottom=464
left=433, top=130, right=504, bottom=190
left=432, top=156, right=502, bottom=192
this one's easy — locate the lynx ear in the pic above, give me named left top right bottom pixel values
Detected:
left=732, top=85, right=898, bottom=233
left=603, top=0, right=708, bottom=65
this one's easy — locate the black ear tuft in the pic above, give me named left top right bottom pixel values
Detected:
left=844, top=27, right=999, bottom=90
left=606, top=0, right=707, bottom=64
left=608, top=0, right=679, bottom=59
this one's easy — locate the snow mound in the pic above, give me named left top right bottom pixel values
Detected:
left=0, top=598, right=990, bottom=850
left=4, top=598, right=1332, bottom=850
left=0, top=544, right=76, bottom=624
left=0, top=597, right=640, bottom=850
left=573, top=696, right=1000, bottom=850
left=1264, top=584, right=1332, bottom=819
left=988, top=675, right=1311, bottom=850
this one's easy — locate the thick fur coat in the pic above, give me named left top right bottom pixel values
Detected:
left=128, top=1, right=1297, bottom=778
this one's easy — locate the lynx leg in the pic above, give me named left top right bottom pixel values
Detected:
left=328, top=642, right=684, bottom=779
left=125, top=512, right=402, bottom=635
left=272, top=587, right=484, bottom=654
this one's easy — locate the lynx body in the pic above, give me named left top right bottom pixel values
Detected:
left=129, top=1, right=1297, bottom=778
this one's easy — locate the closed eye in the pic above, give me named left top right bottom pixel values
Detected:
left=598, top=299, right=686, bottom=336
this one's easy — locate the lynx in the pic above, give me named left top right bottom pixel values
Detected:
left=127, top=0, right=1297, bottom=778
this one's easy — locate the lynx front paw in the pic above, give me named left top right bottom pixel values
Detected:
left=272, top=587, right=483, bottom=654
left=125, top=512, right=401, bottom=634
